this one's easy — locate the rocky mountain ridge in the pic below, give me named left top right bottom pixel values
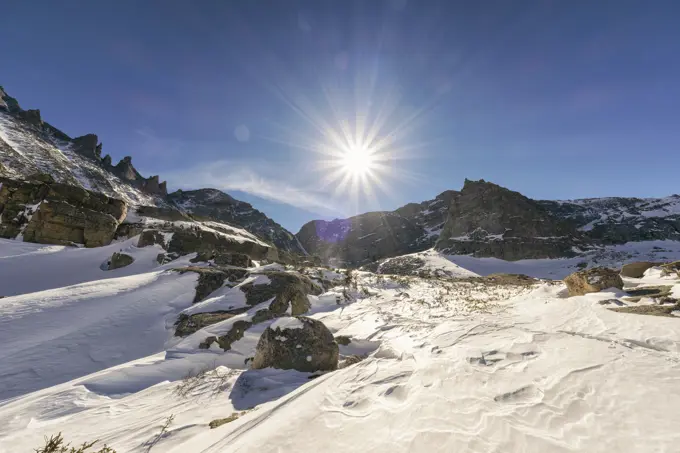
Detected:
left=0, top=86, right=304, bottom=255
left=297, top=179, right=680, bottom=266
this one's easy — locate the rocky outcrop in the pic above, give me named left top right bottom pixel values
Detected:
left=0, top=177, right=127, bottom=247
left=140, top=175, right=167, bottom=196
left=241, top=271, right=321, bottom=315
left=108, top=252, right=134, bottom=270
left=191, top=250, right=253, bottom=268
left=296, top=189, right=459, bottom=267
left=108, top=157, right=167, bottom=196
left=252, top=317, right=339, bottom=372
left=168, top=189, right=302, bottom=253
left=136, top=223, right=279, bottom=262
left=297, top=212, right=430, bottom=267
left=539, top=196, right=680, bottom=244
left=15, top=109, right=42, bottom=127
left=564, top=267, right=624, bottom=296
left=620, top=261, right=660, bottom=278
left=0, top=86, right=21, bottom=112
left=71, top=134, right=102, bottom=160
left=435, top=180, right=581, bottom=260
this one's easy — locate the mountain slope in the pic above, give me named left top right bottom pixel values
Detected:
left=0, top=85, right=305, bottom=255
left=297, top=179, right=680, bottom=266
left=296, top=190, right=452, bottom=266
left=168, top=189, right=303, bottom=253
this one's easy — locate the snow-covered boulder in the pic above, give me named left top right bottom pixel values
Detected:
left=564, top=267, right=623, bottom=296
left=252, top=317, right=339, bottom=372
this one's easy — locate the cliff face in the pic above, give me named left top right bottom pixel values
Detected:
left=434, top=180, right=582, bottom=260
left=299, top=179, right=680, bottom=265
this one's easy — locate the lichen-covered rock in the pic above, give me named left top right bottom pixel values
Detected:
left=108, top=252, right=134, bottom=270
left=620, top=261, right=660, bottom=278
left=564, top=267, right=624, bottom=296
left=252, top=317, right=339, bottom=372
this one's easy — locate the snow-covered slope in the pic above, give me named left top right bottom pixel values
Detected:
left=2, top=237, right=680, bottom=452
left=0, top=112, right=157, bottom=206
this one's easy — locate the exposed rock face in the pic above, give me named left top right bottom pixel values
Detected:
left=296, top=190, right=458, bottom=267
left=191, top=250, right=253, bottom=268
left=298, top=177, right=680, bottom=266
left=620, top=262, right=660, bottom=278
left=435, top=180, right=580, bottom=260
left=297, top=212, right=430, bottom=267
left=108, top=157, right=168, bottom=196
left=168, top=189, right=302, bottom=253
left=71, top=134, right=101, bottom=160
left=136, top=223, right=279, bottom=262
left=241, top=271, right=321, bottom=315
left=15, top=109, right=42, bottom=127
left=0, top=86, right=21, bottom=112
left=252, top=317, right=339, bottom=372
left=539, top=196, right=680, bottom=244
left=0, top=177, right=127, bottom=247
left=564, top=267, right=624, bottom=296
left=108, top=252, right=134, bottom=270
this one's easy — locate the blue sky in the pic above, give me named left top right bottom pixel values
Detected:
left=2, top=0, right=680, bottom=232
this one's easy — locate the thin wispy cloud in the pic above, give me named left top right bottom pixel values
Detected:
left=162, top=160, right=345, bottom=217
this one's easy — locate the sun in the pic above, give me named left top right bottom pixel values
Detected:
left=340, top=145, right=376, bottom=176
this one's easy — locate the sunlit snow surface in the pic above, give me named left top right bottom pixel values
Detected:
left=1, top=240, right=680, bottom=452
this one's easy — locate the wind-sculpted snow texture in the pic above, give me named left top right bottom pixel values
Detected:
left=2, top=238, right=680, bottom=452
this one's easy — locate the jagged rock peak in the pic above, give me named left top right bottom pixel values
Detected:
left=112, top=155, right=141, bottom=181
left=15, top=109, right=42, bottom=127
left=0, top=86, right=21, bottom=112
left=71, top=134, right=101, bottom=160
left=140, top=175, right=168, bottom=196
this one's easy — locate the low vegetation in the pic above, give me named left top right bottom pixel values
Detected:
left=34, top=433, right=116, bottom=453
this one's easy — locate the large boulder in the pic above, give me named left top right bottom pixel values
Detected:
left=0, top=178, right=127, bottom=247
left=620, top=261, right=660, bottom=278
left=252, top=317, right=339, bottom=372
left=564, top=267, right=624, bottom=296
